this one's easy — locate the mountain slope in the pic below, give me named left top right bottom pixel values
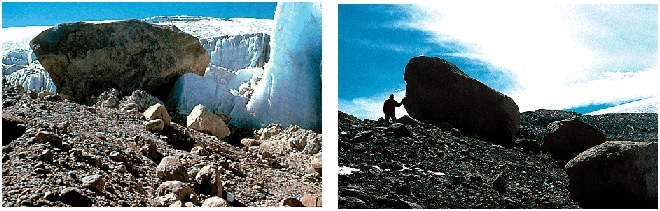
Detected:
left=338, top=111, right=579, bottom=209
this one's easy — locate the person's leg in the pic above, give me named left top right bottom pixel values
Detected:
left=385, top=113, right=392, bottom=122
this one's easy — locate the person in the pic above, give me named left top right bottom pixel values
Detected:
left=383, top=94, right=402, bottom=122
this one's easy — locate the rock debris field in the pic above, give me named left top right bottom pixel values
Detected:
left=338, top=110, right=657, bottom=209
left=2, top=84, right=322, bottom=207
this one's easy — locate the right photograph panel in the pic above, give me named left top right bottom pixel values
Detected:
left=338, top=3, right=658, bottom=209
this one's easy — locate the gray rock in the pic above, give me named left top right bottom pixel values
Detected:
left=156, top=156, right=187, bottom=181
left=150, top=193, right=178, bottom=207
left=145, top=119, right=165, bottom=132
left=82, top=174, right=105, bottom=192
left=541, top=118, right=605, bottom=161
left=396, top=115, right=421, bottom=125
left=30, top=19, right=209, bottom=102
left=59, top=188, right=93, bottom=206
left=403, top=56, right=520, bottom=147
left=201, top=196, right=229, bottom=207
left=156, top=181, right=197, bottom=202
left=143, top=103, right=171, bottom=126
left=190, top=146, right=209, bottom=156
left=565, top=141, right=657, bottom=208
left=187, top=104, right=230, bottom=138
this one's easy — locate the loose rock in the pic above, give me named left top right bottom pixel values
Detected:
left=145, top=119, right=165, bottom=132
left=187, top=104, right=230, bottom=138
left=151, top=193, right=178, bottom=207
left=82, top=174, right=105, bottom=192
left=202, top=196, right=230, bottom=207
left=280, top=198, right=304, bottom=207
left=2, top=114, right=26, bottom=145
left=143, top=103, right=171, bottom=126
left=156, top=181, right=197, bottom=202
left=156, top=156, right=188, bottom=181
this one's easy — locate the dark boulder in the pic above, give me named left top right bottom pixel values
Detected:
left=2, top=114, right=26, bottom=145
left=541, top=118, right=605, bottom=161
left=30, top=19, right=209, bottom=103
left=565, top=141, right=657, bottom=208
left=58, top=188, right=93, bottom=207
left=403, top=56, right=520, bottom=147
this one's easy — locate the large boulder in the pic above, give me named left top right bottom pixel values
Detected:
left=565, top=141, right=657, bottom=208
left=155, top=156, right=188, bottom=181
left=29, top=19, right=209, bottom=102
left=541, top=118, right=605, bottom=160
left=403, top=56, right=520, bottom=147
left=187, top=104, right=230, bottom=138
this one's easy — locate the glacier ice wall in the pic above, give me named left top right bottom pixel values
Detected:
left=200, top=33, right=270, bottom=70
left=2, top=49, right=56, bottom=93
left=168, top=65, right=261, bottom=118
left=241, top=2, right=322, bottom=130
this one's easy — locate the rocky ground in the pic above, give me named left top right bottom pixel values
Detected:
left=517, top=109, right=657, bottom=143
left=338, top=110, right=657, bottom=209
left=1, top=84, right=321, bottom=207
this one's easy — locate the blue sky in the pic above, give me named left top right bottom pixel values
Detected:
left=339, top=4, right=658, bottom=119
left=2, top=2, right=277, bottom=28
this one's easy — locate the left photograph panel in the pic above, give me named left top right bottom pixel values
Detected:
left=2, top=2, right=322, bottom=207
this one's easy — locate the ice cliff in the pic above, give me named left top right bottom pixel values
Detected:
left=243, top=2, right=322, bottom=130
left=169, top=2, right=322, bottom=131
left=201, top=33, right=270, bottom=70
left=2, top=49, right=56, bottom=93
left=147, top=16, right=273, bottom=70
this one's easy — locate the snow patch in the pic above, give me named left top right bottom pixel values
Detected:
left=339, top=166, right=361, bottom=176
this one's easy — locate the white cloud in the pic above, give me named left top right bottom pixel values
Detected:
left=339, top=90, right=408, bottom=120
left=397, top=3, right=657, bottom=112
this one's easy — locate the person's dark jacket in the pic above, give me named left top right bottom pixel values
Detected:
left=383, top=98, right=402, bottom=114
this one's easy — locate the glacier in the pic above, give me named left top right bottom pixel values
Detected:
left=201, top=33, right=270, bottom=70
left=2, top=49, right=56, bottom=93
left=242, top=2, right=322, bottom=130
left=2, top=26, right=57, bottom=93
left=169, top=2, right=322, bottom=131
